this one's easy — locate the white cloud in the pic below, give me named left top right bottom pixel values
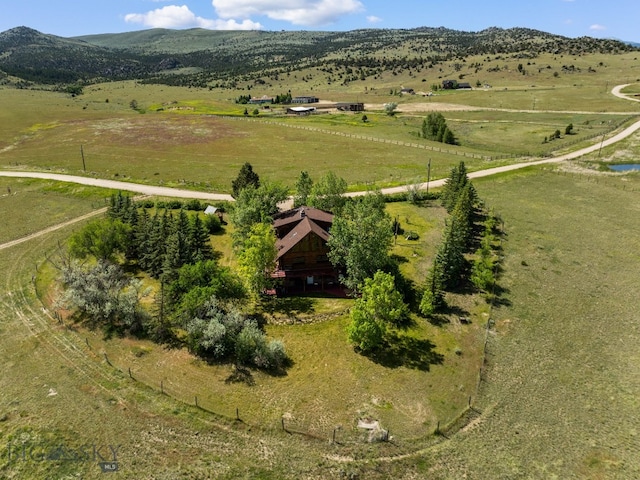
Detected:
left=212, top=0, right=365, bottom=27
left=367, top=15, right=382, bottom=24
left=125, top=5, right=262, bottom=30
left=590, top=24, right=606, bottom=31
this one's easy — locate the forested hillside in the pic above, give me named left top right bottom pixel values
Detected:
left=0, top=25, right=636, bottom=87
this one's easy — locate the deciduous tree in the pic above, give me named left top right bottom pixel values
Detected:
left=237, top=222, right=277, bottom=297
left=327, top=192, right=393, bottom=292
left=294, top=170, right=313, bottom=207
left=347, top=271, right=408, bottom=352
left=307, top=171, right=347, bottom=214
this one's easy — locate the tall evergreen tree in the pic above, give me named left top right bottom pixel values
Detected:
left=440, top=161, right=470, bottom=213
left=231, top=162, right=260, bottom=198
left=188, top=214, right=214, bottom=263
left=434, top=215, right=467, bottom=290
left=449, top=182, right=477, bottom=252
left=142, top=212, right=167, bottom=278
left=420, top=262, right=446, bottom=316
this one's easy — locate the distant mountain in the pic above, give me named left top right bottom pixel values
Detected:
left=0, top=26, right=159, bottom=83
left=0, top=25, right=636, bottom=86
left=627, top=41, right=640, bottom=48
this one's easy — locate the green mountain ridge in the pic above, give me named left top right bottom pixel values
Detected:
left=0, top=25, right=635, bottom=87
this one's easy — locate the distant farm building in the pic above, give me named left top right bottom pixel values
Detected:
left=442, top=80, right=472, bottom=90
left=292, top=96, right=319, bottom=104
left=248, top=95, right=274, bottom=104
left=336, top=102, right=364, bottom=112
left=271, top=206, right=341, bottom=295
left=286, top=106, right=316, bottom=115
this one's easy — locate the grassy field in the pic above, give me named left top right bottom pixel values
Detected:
left=2, top=59, right=639, bottom=194
left=32, top=196, right=487, bottom=442
left=408, top=168, right=640, bottom=479
left=0, top=185, right=491, bottom=478
left=0, top=178, right=114, bottom=244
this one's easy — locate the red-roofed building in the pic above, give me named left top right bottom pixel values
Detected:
left=271, top=206, right=341, bottom=294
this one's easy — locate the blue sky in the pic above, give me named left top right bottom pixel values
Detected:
left=1, top=1, right=638, bottom=42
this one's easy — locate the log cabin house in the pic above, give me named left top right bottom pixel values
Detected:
left=271, top=206, right=341, bottom=294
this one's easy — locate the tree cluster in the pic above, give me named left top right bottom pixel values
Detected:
left=470, top=214, right=501, bottom=299
left=420, top=162, right=481, bottom=315
left=183, top=296, right=287, bottom=370
left=421, top=112, right=457, bottom=145
left=60, top=192, right=288, bottom=371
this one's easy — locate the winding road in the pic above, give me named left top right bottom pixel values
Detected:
left=1, top=84, right=638, bottom=250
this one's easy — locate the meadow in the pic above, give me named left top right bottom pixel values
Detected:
left=1, top=49, right=639, bottom=195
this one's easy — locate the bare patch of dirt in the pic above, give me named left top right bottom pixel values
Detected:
left=365, top=102, right=482, bottom=113
left=88, top=116, right=244, bottom=147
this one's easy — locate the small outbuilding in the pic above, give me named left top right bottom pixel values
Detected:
left=292, top=96, right=319, bottom=104
left=286, top=106, right=316, bottom=115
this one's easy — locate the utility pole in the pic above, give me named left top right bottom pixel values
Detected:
left=80, top=145, right=86, bottom=172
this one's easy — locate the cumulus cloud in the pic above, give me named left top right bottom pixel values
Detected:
left=125, top=5, right=262, bottom=30
left=367, top=15, right=382, bottom=24
left=212, top=0, right=365, bottom=26
left=590, top=24, right=606, bottom=31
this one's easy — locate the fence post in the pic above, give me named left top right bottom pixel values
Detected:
left=161, top=380, right=164, bottom=394
left=195, top=396, right=199, bottom=408
left=236, top=408, right=239, bottom=421
left=281, top=417, right=286, bottom=431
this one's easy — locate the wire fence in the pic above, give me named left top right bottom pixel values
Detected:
left=30, top=222, right=504, bottom=448
left=220, top=113, right=639, bottom=163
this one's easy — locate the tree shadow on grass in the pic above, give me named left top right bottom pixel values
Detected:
left=367, top=332, right=444, bottom=371
left=259, top=296, right=315, bottom=318
left=425, top=303, right=470, bottom=327
left=489, top=284, right=512, bottom=308
left=225, top=365, right=256, bottom=386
